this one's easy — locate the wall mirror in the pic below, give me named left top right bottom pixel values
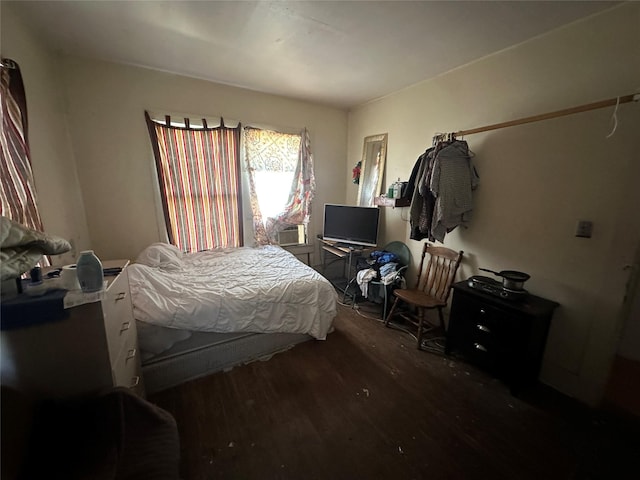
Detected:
left=357, top=133, right=387, bottom=207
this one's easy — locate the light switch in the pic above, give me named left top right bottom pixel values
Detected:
left=575, top=220, right=593, bottom=238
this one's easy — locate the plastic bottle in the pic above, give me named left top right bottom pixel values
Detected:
left=76, top=250, right=104, bottom=293
left=392, top=178, right=402, bottom=199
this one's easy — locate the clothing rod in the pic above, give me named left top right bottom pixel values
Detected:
left=455, top=94, right=638, bottom=137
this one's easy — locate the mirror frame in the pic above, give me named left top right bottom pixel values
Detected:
left=357, top=133, right=388, bottom=207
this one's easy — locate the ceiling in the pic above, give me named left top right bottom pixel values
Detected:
left=7, top=1, right=618, bottom=109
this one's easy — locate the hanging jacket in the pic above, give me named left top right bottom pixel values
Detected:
left=409, top=148, right=435, bottom=240
left=429, top=140, right=479, bottom=242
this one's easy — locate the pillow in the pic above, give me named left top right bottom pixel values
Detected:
left=135, top=243, right=184, bottom=270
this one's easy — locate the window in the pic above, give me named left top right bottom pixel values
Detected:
left=246, top=128, right=300, bottom=221
left=244, top=127, right=315, bottom=245
left=145, top=113, right=243, bottom=252
left=145, top=113, right=315, bottom=251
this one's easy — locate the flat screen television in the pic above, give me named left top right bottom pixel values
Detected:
left=323, top=204, right=380, bottom=247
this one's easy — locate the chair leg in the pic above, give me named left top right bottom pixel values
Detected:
left=384, top=297, right=400, bottom=327
left=437, top=307, right=446, bottom=333
left=417, top=308, right=424, bottom=350
left=381, top=285, right=387, bottom=321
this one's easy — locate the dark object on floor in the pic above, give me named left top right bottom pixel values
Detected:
left=1, top=386, right=179, bottom=480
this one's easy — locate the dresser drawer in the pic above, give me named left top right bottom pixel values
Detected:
left=455, top=335, right=499, bottom=370
left=454, top=307, right=501, bottom=338
left=103, top=271, right=135, bottom=359
left=113, top=329, right=141, bottom=390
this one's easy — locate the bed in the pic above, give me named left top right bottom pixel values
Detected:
left=127, top=243, right=337, bottom=393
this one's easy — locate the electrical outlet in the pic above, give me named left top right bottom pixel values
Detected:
left=575, top=220, right=593, bottom=238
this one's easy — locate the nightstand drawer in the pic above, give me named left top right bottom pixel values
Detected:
left=104, top=271, right=135, bottom=359
left=113, top=330, right=141, bottom=389
left=454, top=311, right=501, bottom=338
left=454, top=335, right=499, bottom=370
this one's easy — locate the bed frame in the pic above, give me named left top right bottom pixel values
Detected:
left=141, top=329, right=312, bottom=394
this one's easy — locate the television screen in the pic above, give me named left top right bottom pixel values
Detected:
left=323, top=204, right=380, bottom=247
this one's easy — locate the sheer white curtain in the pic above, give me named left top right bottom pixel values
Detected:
left=244, top=127, right=315, bottom=245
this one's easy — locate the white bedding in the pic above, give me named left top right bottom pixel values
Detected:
left=128, top=243, right=337, bottom=340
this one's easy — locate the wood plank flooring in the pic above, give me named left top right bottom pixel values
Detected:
left=150, top=303, right=640, bottom=480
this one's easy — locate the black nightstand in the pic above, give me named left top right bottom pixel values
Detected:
left=445, top=281, right=559, bottom=395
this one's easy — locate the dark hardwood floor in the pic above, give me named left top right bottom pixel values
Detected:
left=150, top=303, right=640, bottom=480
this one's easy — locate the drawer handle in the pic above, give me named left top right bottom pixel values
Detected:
left=129, top=376, right=140, bottom=388
left=126, top=348, right=137, bottom=361
left=115, top=292, right=127, bottom=301
left=476, top=324, right=491, bottom=333
left=120, top=322, right=131, bottom=333
left=474, top=343, right=488, bottom=352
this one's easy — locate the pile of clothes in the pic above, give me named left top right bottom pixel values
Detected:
left=355, top=250, right=404, bottom=301
left=1, top=216, right=70, bottom=281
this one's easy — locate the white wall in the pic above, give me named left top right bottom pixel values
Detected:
left=1, top=3, right=90, bottom=265
left=56, top=57, right=347, bottom=263
left=347, top=3, right=640, bottom=406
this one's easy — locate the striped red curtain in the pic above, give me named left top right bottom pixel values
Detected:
left=145, top=112, right=243, bottom=252
left=0, top=59, right=45, bottom=233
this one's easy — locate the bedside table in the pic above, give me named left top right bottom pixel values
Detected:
left=0, top=259, right=145, bottom=399
left=445, top=281, right=559, bottom=395
left=282, top=243, right=314, bottom=265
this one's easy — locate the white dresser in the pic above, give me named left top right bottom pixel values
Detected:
left=0, top=259, right=145, bottom=399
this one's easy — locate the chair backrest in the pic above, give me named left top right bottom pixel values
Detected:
left=416, top=243, right=463, bottom=302
left=382, top=241, right=411, bottom=268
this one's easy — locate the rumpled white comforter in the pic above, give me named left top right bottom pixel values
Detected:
left=128, top=243, right=337, bottom=340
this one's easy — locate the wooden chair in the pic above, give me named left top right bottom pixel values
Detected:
left=384, top=242, right=463, bottom=350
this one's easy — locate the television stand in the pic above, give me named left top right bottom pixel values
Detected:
left=318, top=239, right=369, bottom=299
